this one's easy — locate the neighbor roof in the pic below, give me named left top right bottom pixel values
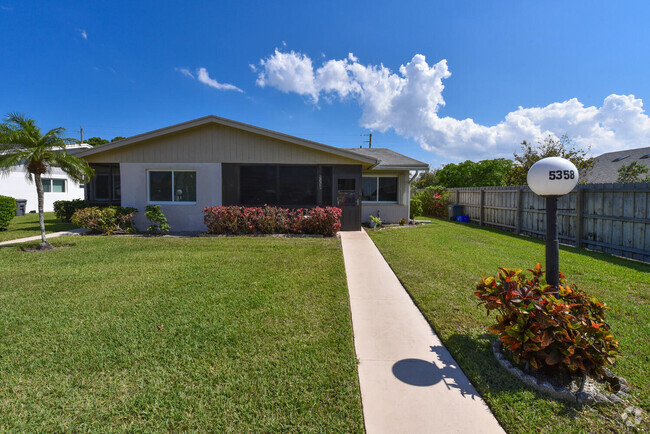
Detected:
left=74, top=115, right=378, bottom=165
left=343, top=148, right=429, bottom=170
left=582, top=146, right=650, bottom=183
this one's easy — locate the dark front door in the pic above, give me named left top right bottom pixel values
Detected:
left=335, top=177, right=361, bottom=231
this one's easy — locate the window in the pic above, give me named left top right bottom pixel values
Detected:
left=240, top=165, right=319, bottom=206
left=148, top=170, right=196, bottom=203
left=42, top=178, right=66, bottom=193
left=362, top=177, right=398, bottom=203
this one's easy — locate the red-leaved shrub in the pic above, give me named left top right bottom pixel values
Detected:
left=203, top=206, right=342, bottom=236
left=475, top=263, right=620, bottom=379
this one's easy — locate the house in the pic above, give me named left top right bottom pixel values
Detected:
left=582, top=146, right=650, bottom=183
left=0, top=143, right=92, bottom=213
left=75, top=115, right=428, bottom=231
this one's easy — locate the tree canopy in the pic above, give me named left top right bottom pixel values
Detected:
left=504, top=134, right=593, bottom=186
left=616, top=161, right=649, bottom=183
left=434, top=158, right=514, bottom=188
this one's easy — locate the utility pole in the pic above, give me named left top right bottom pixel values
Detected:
left=361, top=133, right=372, bottom=148
left=79, top=126, right=84, bottom=144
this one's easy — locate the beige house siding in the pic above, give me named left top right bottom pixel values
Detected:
left=361, top=170, right=410, bottom=224
left=85, top=124, right=364, bottom=165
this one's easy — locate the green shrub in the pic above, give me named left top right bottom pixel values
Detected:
left=0, top=195, right=17, bottom=230
left=369, top=214, right=382, bottom=227
left=475, top=264, right=620, bottom=379
left=71, top=206, right=138, bottom=235
left=53, top=199, right=88, bottom=222
left=145, top=205, right=170, bottom=234
left=409, top=196, right=422, bottom=219
left=414, top=186, right=451, bottom=219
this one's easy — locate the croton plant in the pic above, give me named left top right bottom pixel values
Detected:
left=475, top=263, right=619, bottom=379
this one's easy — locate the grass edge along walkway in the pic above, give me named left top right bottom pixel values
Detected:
left=368, top=220, right=650, bottom=433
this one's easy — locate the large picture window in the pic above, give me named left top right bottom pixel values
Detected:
left=42, top=178, right=66, bottom=193
left=361, top=176, right=398, bottom=203
left=240, top=165, right=318, bottom=206
left=148, top=170, right=196, bottom=203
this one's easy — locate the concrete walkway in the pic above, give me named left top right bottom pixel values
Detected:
left=340, top=230, right=504, bottom=434
left=0, top=228, right=88, bottom=246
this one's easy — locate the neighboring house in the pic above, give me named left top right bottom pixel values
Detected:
left=75, top=115, right=428, bottom=231
left=0, top=144, right=92, bottom=213
left=582, top=146, right=650, bottom=183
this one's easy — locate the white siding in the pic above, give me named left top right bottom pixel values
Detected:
left=0, top=166, right=86, bottom=213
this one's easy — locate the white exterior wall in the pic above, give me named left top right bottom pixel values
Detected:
left=0, top=166, right=86, bottom=213
left=361, top=171, right=410, bottom=224
left=120, top=162, right=222, bottom=232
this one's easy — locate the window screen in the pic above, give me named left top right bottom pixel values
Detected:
left=362, top=178, right=378, bottom=201
left=279, top=166, right=317, bottom=205
left=378, top=177, right=398, bottom=202
left=241, top=165, right=278, bottom=205
left=149, top=171, right=173, bottom=202
left=174, top=171, right=196, bottom=202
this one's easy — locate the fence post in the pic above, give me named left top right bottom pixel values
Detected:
left=515, top=186, right=523, bottom=234
left=478, top=189, right=485, bottom=226
left=456, top=189, right=460, bottom=205
left=575, top=185, right=584, bottom=248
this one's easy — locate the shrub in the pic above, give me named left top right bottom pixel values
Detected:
left=53, top=199, right=88, bottom=222
left=414, top=186, right=450, bottom=219
left=475, top=263, right=620, bottom=380
left=369, top=214, right=382, bottom=227
left=203, top=206, right=342, bottom=236
left=0, top=195, right=16, bottom=230
left=145, top=205, right=170, bottom=234
left=409, top=196, right=422, bottom=219
left=71, top=206, right=138, bottom=235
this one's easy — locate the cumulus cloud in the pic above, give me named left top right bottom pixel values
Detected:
left=254, top=50, right=650, bottom=159
left=79, top=29, right=87, bottom=40
left=177, top=67, right=243, bottom=93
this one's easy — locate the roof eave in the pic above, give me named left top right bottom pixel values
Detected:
left=74, top=115, right=378, bottom=164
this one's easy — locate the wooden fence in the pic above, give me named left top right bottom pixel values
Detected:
left=449, top=183, right=650, bottom=263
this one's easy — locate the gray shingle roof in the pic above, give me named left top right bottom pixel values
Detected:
left=342, top=148, right=429, bottom=170
left=582, top=146, right=650, bottom=183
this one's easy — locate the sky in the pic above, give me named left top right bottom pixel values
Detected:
left=2, top=0, right=650, bottom=168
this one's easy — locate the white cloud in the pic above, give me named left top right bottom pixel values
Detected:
left=197, top=68, right=243, bottom=92
left=175, top=67, right=194, bottom=79
left=79, top=29, right=87, bottom=40
left=254, top=50, right=650, bottom=160
left=176, top=67, right=243, bottom=93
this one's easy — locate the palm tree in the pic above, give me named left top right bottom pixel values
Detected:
left=0, top=113, right=93, bottom=248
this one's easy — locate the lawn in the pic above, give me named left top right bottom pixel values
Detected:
left=369, top=220, right=649, bottom=433
left=0, top=212, right=77, bottom=242
left=0, top=236, right=363, bottom=432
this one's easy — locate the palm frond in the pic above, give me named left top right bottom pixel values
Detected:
left=53, top=151, right=94, bottom=182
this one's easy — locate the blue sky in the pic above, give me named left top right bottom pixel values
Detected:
left=2, top=1, right=650, bottom=168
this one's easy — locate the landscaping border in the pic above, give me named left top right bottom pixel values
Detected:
left=492, top=339, right=630, bottom=405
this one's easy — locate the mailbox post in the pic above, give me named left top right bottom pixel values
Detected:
left=527, top=157, right=579, bottom=288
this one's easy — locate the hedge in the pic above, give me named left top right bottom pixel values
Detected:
left=204, top=206, right=342, bottom=237
left=53, top=199, right=89, bottom=222
left=0, top=195, right=17, bottom=230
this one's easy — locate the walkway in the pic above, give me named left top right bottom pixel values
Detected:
left=0, top=228, right=88, bottom=246
left=340, top=230, right=504, bottom=434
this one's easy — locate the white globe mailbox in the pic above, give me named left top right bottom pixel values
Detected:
left=526, top=156, right=579, bottom=289
left=527, top=157, right=579, bottom=197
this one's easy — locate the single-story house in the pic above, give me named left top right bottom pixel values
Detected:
left=581, top=146, right=650, bottom=183
left=75, top=116, right=428, bottom=231
left=0, top=144, right=91, bottom=213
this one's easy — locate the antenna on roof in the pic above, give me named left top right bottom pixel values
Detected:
left=361, top=133, right=372, bottom=148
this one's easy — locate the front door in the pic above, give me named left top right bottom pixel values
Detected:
left=335, top=177, right=361, bottom=231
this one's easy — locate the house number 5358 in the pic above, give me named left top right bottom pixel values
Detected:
left=548, top=170, right=575, bottom=180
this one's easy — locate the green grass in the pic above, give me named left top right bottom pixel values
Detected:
left=0, top=236, right=363, bottom=432
left=369, top=220, right=650, bottom=433
left=0, top=212, right=77, bottom=242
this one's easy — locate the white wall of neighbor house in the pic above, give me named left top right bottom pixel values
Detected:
left=360, top=170, right=410, bottom=223
left=120, top=162, right=222, bottom=232
left=0, top=166, right=86, bottom=213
